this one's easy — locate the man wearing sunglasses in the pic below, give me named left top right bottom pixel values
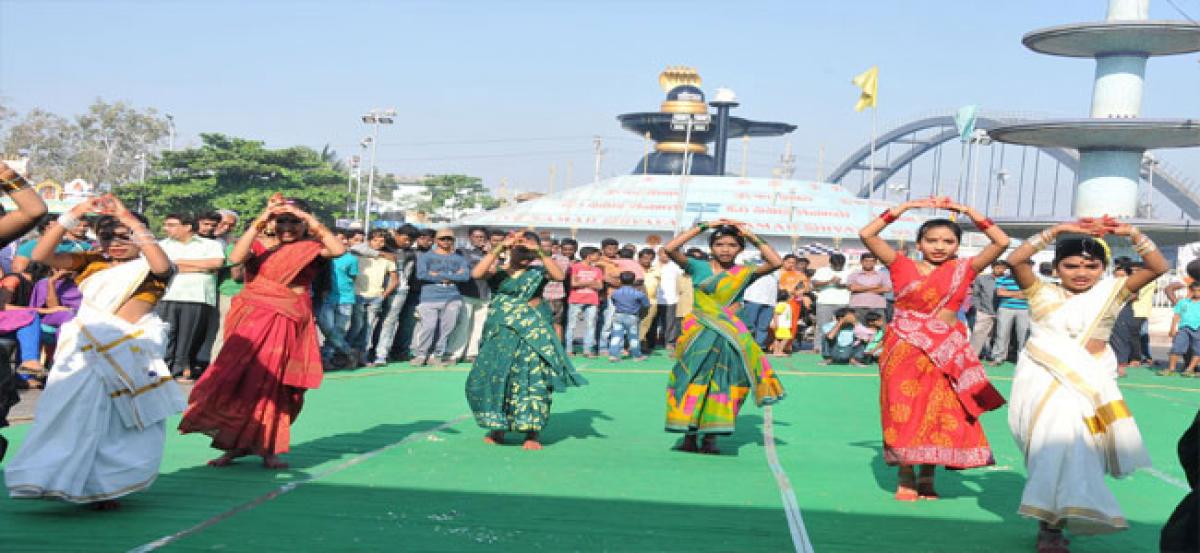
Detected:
left=411, top=228, right=470, bottom=366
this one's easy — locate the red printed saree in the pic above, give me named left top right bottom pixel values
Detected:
left=879, top=256, right=1004, bottom=468
left=179, top=239, right=324, bottom=456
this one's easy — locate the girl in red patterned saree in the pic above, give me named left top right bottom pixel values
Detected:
left=858, top=197, right=1010, bottom=501
left=179, top=197, right=345, bottom=469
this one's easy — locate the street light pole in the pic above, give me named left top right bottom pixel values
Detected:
left=165, top=114, right=176, bottom=151
left=360, top=108, right=395, bottom=230
left=355, top=139, right=369, bottom=223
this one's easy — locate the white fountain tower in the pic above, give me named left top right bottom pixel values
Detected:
left=989, top=0, right=1200, bottom=218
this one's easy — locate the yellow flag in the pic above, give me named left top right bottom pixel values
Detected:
left=852, top=66, right=878, bottom=112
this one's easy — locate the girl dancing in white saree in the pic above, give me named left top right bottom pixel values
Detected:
left=1005, top=218, right=1166, bottom=552
left=5, top=195, right=182, bottom=510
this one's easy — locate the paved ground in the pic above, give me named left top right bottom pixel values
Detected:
left=0, top=353, right=1195, bottom=552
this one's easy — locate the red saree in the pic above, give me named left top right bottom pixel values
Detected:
left=879, top=255, right=1004, bottom=469
left=179, top=240, right=324, bottom=456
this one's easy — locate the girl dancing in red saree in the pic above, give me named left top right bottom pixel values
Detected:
left=179, top=197, right=345, bottom=469
left=859, top=197, right=1010, bottom=500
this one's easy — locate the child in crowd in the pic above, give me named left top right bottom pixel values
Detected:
left=820, top=307, right=864, bottom=365
left=770, top=290, right=794, bottom=357
left=608, top=271, right=649, bottom=362
left=856, top=311, right=885, bottom=364
left=566, top=246, right=604, bottom=357
left=1164, top=281, right=1200, bottom=377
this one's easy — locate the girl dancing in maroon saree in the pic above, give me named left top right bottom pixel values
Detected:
left=179, top=197, right=345, bottom=469
left=859, top=197, right=1009, bottom=500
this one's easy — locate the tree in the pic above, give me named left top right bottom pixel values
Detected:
left=0, top=99, right=168, bottom=186
left=1, top=108, right=75, bottom=181
left=73, top=99, right=169, bottom=186
left=417, top=174, right=500, bottom=217
left=116, top=133, right=349, bottom=225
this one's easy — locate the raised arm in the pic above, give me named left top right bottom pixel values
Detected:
left=859, top=199, right=931, bottom=266
left=664, top=224, right=705, bottom=268
left=942, top=200, right=1011, bottom=273
left=1112, top=223, right=1168, bottom=293
left=228, top=202, right=279, bottom=266
left=535, top=248, right=565, bottom=281
left=1005, top=222, right=1092, bottom=290
left=33, top=198, right=100, bottom=270
left=291, top=206, right=344, bottom=259
left=731, top=221, right=782, bottom=276
left=105, top=195, right=172, bottom=278
left=0, top=162, right=49, bottom=246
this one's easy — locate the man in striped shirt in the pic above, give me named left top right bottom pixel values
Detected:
left=989, top=261, right=1030, bottom=365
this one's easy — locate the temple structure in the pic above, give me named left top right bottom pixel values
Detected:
left=616, top=67, right=796, bottom=176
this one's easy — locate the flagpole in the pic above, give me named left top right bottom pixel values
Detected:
left=869, top=106, right=877, bottom=200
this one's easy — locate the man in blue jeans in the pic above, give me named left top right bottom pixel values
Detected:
left=607, top=271, right=649, bottom=361
left=566, top=246, right=605, bottom=356
left=318, top=229, right=358, bottom=369
left=740, top=270, right=779, bottom=346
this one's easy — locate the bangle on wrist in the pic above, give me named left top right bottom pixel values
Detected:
left=56, top=213, right=81, bottom=231
left=0, top=174, right=31, bottom=194
left=879, top=209, right=898, bottom=224
left=974, top=217, right=995, bottom=232
left=696, top=221, right=709, bottom=232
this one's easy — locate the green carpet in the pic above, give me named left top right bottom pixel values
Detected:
left=0, top=354, right=1194, bottom=552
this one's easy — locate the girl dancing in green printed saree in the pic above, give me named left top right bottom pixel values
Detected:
left=465, top=231, right=586, bottom=450
left=663, top=219, right=784, bottom=454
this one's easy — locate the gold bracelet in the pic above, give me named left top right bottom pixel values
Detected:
left=0, top=175, right=31, bottom=193
left=1026, top=229, right=1053, bottom=252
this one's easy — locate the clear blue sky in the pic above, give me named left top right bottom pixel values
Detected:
left=1, top=0, right=1197, bottom=199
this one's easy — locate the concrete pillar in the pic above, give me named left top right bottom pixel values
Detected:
left=1091, top=55, right=1147, bottom=118
left=1075, top=149, right=1142, bottom=217
left=1107, top=0, right=1149, bottom=21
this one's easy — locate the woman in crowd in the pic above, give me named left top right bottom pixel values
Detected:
left=0, top=160, right=49, bottom=461
left=179, top=195, right=345, bottom=469
left=465, top=231, right=585, bottom=450
left=859, top=196, right=1009, bottom=501
left=663, top=219, right=784, bottom=454
left=6, top=195, right=181, bottom=510
left=1006, top=218, right=1165, bottom=552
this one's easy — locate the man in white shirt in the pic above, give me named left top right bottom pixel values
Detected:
left=741, top=270, right=780, bottom=347
left=811, top=253, right=852, bottom=353
left=654, top=248, right=684, bottom=351
left=158, top=212, right=226, bottom=381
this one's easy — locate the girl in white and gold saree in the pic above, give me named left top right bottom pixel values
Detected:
left=5, top=196, right=183, bottom=510
left=1005, top=219, right=1167, bottom=552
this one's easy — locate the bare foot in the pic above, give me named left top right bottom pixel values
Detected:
left=207, top=449, right=249, bottom=467
left=522, top=432, right=542, bottom=450
left=916, top=480, right=939, bottom=500
left=90, top=499, right=121, bottom=511
left=674, top=435, right=700, bottom=452
left=1037, top=526, right=1070, bottom=553
left=699, top=436, right=721, bottom=455
left=261, top=454, right=289, bottom=469
left=483, top=430, right=504, bottom=445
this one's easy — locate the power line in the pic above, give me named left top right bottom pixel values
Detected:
left=372, top=148, right=593, bottom=163
left=1164, top=0, right=1198, bottom=23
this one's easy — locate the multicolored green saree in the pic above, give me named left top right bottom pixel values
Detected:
left=466, top=267, right=586, bottom=432
left=666, top=259, right=785, bottom=434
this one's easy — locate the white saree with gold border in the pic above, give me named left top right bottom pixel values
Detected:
left=5, top=258, right=185, bottom=503
left=1008, top=276, right=1151, bottom=534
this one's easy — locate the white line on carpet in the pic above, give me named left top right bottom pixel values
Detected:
left=127, top=414, right=471, bottom=553
left=762, top=405, right=816, bottom=553
left=1145, top=467, right=1191, bottom=491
